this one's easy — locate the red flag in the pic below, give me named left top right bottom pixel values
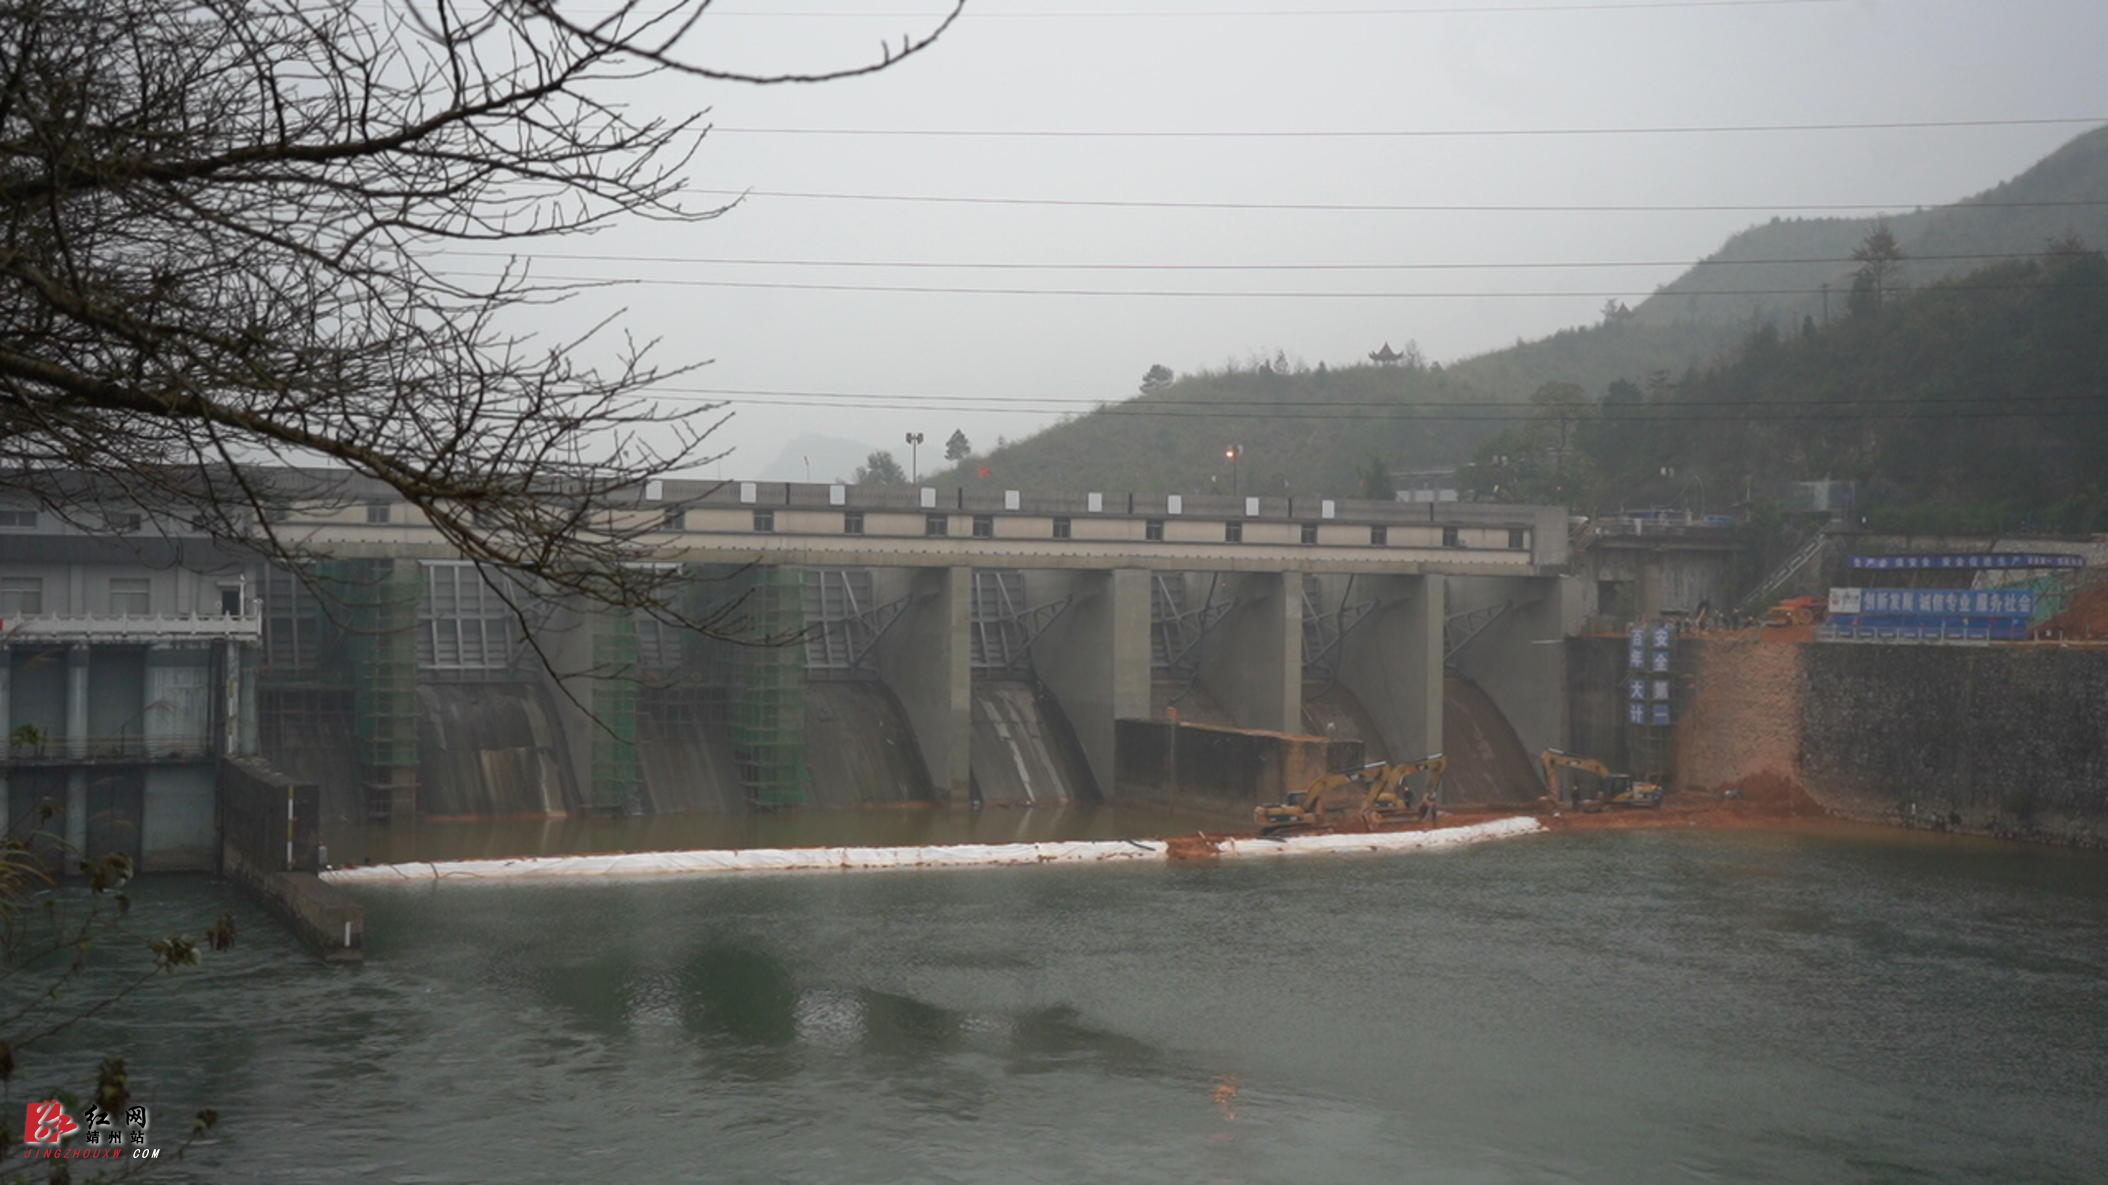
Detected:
left=977, top=466, right=991, bottom=478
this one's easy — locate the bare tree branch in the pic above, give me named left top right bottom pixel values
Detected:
left=0, top=0, right=961, bottom=646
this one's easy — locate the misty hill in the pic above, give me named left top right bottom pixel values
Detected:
left=1634, top=124, right=2108, bottom=331
left=943, top=321, right=1740, bottom=497
left=1470, top=247, right=2108, bottom=533
left=938, top=126, right=2108, bottom=499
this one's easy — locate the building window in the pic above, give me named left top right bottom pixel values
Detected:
left=105, top=512, right=142, bottom=532
left=1052, top=517, right=1072, bottom=539
left=0, top=576, right=43, bottom=615
left=1300, top=522, right=1319, bottom=544
left=1145, top=519, right=1164, bottom=541
left=0, top=508, right=36, bottom=528
left=1442, top=525, right=1462, bottom=548
left=843, top=511, right=865, bottom=535
left=662, top=507, right=686, bottom=530
left=1225, top=521, right=1243, bottom=543
left=925, top=514, right=949, bottom=537
left=1370, top=525, right=1388, bottom=546
left=753, top=509, right=775, bottom=533
left=972, top=515, right=995, bottom=538
left=109, top=577, right=151, bottom=616
left=1508, top=527, right=1528, bottom=550
left=366, top=504, right=391, bottom=524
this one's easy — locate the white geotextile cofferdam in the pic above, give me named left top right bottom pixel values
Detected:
left=320, top=816, right=1544, bottom=886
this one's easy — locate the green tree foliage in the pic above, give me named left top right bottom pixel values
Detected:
left=1356, top=454, right=1395, bottom=501
left=1460, top=382, right=1605, bottom=507
left=852, top=451, right=908, bottom=486
left=1849, top=224, right=1906, bottom=317
left=1633, top=125, right=2108, bottom=333
left=1573, top=245, right=2108, bottom=532
left=944, top=429, right=971, bottom=462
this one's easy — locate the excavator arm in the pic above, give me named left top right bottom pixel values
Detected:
left=1538, top=749, right=1663, bottom=810
left=1256, top=756, right=1450, bottom=833
left=1254, top=764, right=1380, bottom=832
left=1358, top=754, right=1447, bottom=826
left=1540, top=749, right=1613, bottom=798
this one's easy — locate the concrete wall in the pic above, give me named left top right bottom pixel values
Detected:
left=1195, top=571, right=1300, bottom=733
left=6, top=646, right=67, bottom=740
left=1338, top=574, right=1444, bottom=761
left=1627, top=636, right=2108, bottom=848
left=217, top=757, right=362, bottom=961
left=1798, top=645, right=2108, bottom=846
left=543, top=601, right=598, bottom=815
left=871, top=567, right=972, bottom=803
left=1027, top=568, right=1150, bottom=798
left=1447, top=575, right=1577, bottom=759
left=0, top=559, right=240, bottom=617
left=1566, top=636, right=1634, bottom=773
left=1577, top=541, right=1747, bottom=623
left=146, top=646, right=212, bottom=749
left=1, top=641, right=222, bottom=870
left=1115, top=718, right=1362, bottom=817
left=142, top=764, right=216, bottom=870
left=86, top=646, right=145, bottom=740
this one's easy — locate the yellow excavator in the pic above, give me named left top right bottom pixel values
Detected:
left=1254, top=762, right=1383, bottom=834
left=1538, top=749, right=1664, bottom=811
left=1358, top=753, right=1448, bottom=829
left=1254, top=754, right=1448, bottom=834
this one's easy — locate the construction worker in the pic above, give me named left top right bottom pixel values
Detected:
left=1419, top=786, right=1439, bottom=824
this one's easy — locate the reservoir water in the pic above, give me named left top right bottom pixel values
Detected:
left=20, top=824, right=2108, bottom=1183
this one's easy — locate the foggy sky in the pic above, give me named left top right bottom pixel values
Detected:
left=454, top=0, right=2108, bottom=482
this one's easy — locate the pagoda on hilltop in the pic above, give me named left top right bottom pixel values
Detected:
left=1368, top=342, right=1405, bottom=365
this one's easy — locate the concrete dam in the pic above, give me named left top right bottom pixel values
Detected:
left=1, top=474, right=1572, bottom=872
left=253, top=565, right=1543, bottom=825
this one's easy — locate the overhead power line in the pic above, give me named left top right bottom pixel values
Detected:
left=644, top=386, right=2108, bottom=411
left=435, top=247, right=2070, bottom=273
left=711, top=115, right=2108, bottom=139
left=689, top=1, right=1845, bottom=17
left=687, top=186, right=2108, bottom=215
left=632, top=385, right=2108, bottom=423
left=451, top=269, right=2106, bottom=300
left=640, top=393, right=2108, bottom=423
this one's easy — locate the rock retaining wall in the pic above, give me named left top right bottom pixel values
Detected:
left=1643, top=637, right=2108, bottom=848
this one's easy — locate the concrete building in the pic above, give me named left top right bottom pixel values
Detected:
left=1, top=515, right=258, bottom=870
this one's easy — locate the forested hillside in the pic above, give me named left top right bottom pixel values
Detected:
left=931, top=318, right=1736, bottom=497
left=1634, top=124, right=2108, bottom=332
left=1465, top=246, right=2108, bottom=533
left=938, top=127, right=2108, bottom=500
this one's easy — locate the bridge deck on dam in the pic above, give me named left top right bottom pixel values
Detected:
left=258, top=478, right=1567, bottom=577
left=294, top=525, right=1548, bottom=575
